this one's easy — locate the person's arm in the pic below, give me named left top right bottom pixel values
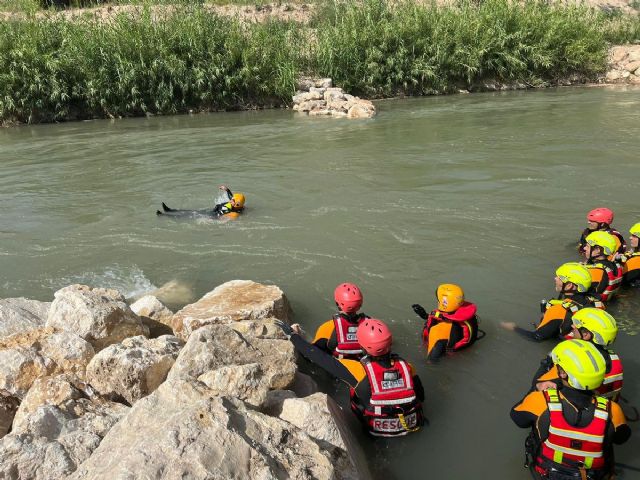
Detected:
left=609, top=402, right=631, bottom=445
left=510, top=391, right=547, bottom=428
left=290, top=334, right=358, bottom=387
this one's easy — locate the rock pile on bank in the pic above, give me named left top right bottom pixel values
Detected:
left=605, top=45, right=640, bottom=85
left=293, top=77, right=376, bottom=118
left=0, top=281, right=368, bottom=480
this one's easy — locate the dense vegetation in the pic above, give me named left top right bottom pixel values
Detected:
left=1, top=0, right=639, bottom=124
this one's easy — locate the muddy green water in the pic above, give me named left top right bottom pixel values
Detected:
left=1, top=86, right=640, bottom=479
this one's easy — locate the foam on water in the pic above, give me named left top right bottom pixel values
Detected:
left=53, top=264, right=157, bottom=300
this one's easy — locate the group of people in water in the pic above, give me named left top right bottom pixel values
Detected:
left=159, top=189, right=639, bottom=479
left=272, top=206, right=639, bottom=480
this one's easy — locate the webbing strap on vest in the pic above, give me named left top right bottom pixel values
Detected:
left=397, top=412, right=420, bottom=433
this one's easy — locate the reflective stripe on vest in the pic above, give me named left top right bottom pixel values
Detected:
left=597, top=352, right=623, bottom=400
left=364, top=357, right=416, bottom=406
left=589, top=262, right=622, bottom=302
left=542, top=389, right=609, bottom=470
left=332, top=314, right=363, bottom=357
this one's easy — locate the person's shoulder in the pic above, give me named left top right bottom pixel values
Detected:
left=312, top=319, right=336, bottom=342
left=514, top=391, right=547, bottom=415
left=340, top=359, right=366, bottom=381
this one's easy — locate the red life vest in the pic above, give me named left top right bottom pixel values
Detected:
left=332, top=313, right=364, bottom=359
left=422, top=302, right=478, bottom=350
left=587, top=261, right=622, bottom=302
left=353, top=355, right=422, bottom=437
left=539, top=389, right=609, bottom=471
left=596, top=350, right=623, bottom=401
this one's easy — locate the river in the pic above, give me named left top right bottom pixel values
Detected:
left=1, top=86, right=639, bottom=479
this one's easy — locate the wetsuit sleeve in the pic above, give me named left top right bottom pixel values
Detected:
left=510, top=391, right=547, bottom=428
left=223, top=187, right=233, bottom=200
left=609, top=401, right=631, bottom=444
left=289, top=334, right=358, bottom=387
left=311, top=320, right=335, bottom=352
left=514, top=325, right=554, bottom=342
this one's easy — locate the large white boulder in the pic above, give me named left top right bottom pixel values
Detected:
left=70, top=378, right=359, bottom=480
left=171, top=280, right=291, bottom=339
left=86, top=335, right=183, bottom=405
left=46, top=285, right=148, bottom=350
left=0, top=298, right=51, bottom=340
left=0, top=328, right=95, bottom=398
left=0, top=374, right=129, bottom=480
left=129, top=295, right=175, bottom=337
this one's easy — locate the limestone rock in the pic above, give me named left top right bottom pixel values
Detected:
left=198, top=363, right=268, bottom=407
left=47, top=284, right=148, bottom=351
left=0, top=328, right=94, bottom=398
left=146, top=279, right=196, bottom=307
left=316, top=78, right=332, bottom=88
left=324, top=87, right=346, bottom=102
left=625, top=60, right=640, bottom=73
left=129, top=295, right=174, bottom=337
left=309, top=108, right=332, bottom=116
left=86, top=335, right=183, bottom=405
left=69, top=379, right=360, bottom=480
left=0, top=298, right=51, bottom=340
left=606, top=69, right=623, bottom=82
left=292, top=91, right=323, bottom=103
left=296, top=78, right=315, bottom=91
left=279, top=392, right=345, bottom=448
left=228, top=318, right=285, bottom=339
left=347, top=101, right=376, bottom=119
left=172, top=280, right=291, bottom=339
left=0, top=393, right=19, bottom=438
left=611, top=46, right=628, bottom=63
left=0, top=374, right=128, bottom=480
left=296, top=99, right=327, bottom=112
left=168, top=324, right=296, bottom=398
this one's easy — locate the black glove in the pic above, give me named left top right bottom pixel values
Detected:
left=274, top=320, right=294, bottom=338
left=412, top=304, right=428, bottom=320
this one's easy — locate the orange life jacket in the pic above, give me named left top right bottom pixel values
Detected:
left=423, top=302, right=478, bottom=350
left=586, top=260, right=622, bottom=302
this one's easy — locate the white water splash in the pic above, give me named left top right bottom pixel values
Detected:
left=56, top=264, right=157, bottom=300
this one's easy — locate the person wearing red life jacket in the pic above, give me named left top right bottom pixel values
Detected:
left=578, top=208, right=626, bottom=255
left=311, top=283, right=370, bottom=360
left=277, top=318, right=425, bottom=437
left=511, top=340, right=630, bottom=480
left=532, top=309, right=623, bottom=402
left=411, top=284, right=478, bottom=361
left=584, top=232, right=623, bottom=303
left=620, top=222, right=640, bottom=287
left=501, top=263, right=603, bottom=342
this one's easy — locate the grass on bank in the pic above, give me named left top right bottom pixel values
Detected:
left=1, top=0, right=639, bottom=124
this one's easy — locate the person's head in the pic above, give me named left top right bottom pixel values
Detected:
left=550, top=339, right=606, bottom=391
left=586, top=207, right=614, bottom=231
left=629, top=222, right=640, bottom=250
left=436, top=284, right=464, bottom=313
left=571, top=308, right=617, bottom=347
left=584, top=231, right=616, bottom=260
left=555, top=262, right=592, bottom=294
left=231, top=193, right=245, bottom=209
left=334, top=283, right=363, bottom=314
left=357, top=318, right=392, bottom=357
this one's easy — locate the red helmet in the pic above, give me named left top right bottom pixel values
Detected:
left=356, top=318, right=392, bottom=356
left=587, top=208, right=614, bottom=225
left=334, top=283, right=363, bottom=314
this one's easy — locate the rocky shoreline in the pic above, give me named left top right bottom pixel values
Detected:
left=0, top=281, right=369, bottom=479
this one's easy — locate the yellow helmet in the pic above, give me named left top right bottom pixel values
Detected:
left=550, top=339, right=606, bottom=390
left=436, top=284, right=464, bottom=313
left=232, top=193, right=245, bottom=208
left=585, top=231, right=616, bottom=256
left=571, top=308, right=617, bottom=347
left=630, top=222, right=640, bottom=238
left=555, top=263, right=592, bottom=293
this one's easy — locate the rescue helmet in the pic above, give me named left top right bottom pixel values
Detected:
left=232, top=193, right=245, bottom=208
left=550, top=339, right=606, bottom=390
left=587, top=207, right=614, bottom=225
left=357, top=318, right=392, bottom=356
left=585, top=231, right=617, bottom=256
left=436, top=284, right=464, bottom=313
left=571, top=308, right=618, bottom=347
left=334, top=283, right=363, bottom=314
left=629, top=222, right=640, bottom=238
left=555, top=262, right=592, bottom=293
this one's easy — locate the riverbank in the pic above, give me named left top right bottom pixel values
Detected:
left=0, top=281, right=369, bottom=479
left=1, top=0, right=639, bottom=125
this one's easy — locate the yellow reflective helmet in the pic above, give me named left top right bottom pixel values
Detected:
left=232, top=193, right=245, bottom=208
left=629, top=222, right=640, bottom=238
left=571, top=308, right=617, bottom=347
left=436, top=284, right=464, bottom=313
left=585, top=231, right=617, bottom=256
left=555, top=262, right=592, bottom=293
left=550, top=339, right=606, bottom=390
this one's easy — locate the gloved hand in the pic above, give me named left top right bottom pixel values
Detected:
left=274, top=320, right=301, bottom=339
left=412, top=304, right=428, bottom=319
